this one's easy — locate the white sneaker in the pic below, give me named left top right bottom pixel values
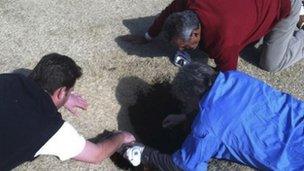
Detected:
left=123, top=145, right=144, bottom=166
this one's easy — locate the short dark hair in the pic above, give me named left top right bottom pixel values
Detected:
left=29, top=53, right=82, bottom=94
left=172, top=62, right=217, bottom=107
left=163, top=10, right=200, bottom=41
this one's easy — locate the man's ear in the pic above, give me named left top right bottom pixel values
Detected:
left=53, top=87, right=67, bottom=100
left=59, top=87, right=68, bottom=100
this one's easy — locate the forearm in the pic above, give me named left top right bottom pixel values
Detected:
left=74, top=134, right=125, bottom=164
left=95, top=134, right=125, bottom=161
left=213, top=51, right=238, bottom=72
left=141, top=146, right=181, bottom=171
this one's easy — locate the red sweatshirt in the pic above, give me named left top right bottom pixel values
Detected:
left=147, top=0, right=291, bottom=71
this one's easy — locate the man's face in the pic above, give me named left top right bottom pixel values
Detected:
left=171, top=27, right=201, bottom=51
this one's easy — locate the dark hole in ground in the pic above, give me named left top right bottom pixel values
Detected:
left=129, top=81, right=187, bottom=153
left=111, top=81, right=188, bottom=170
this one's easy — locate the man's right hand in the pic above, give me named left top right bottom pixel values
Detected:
left=119, top=34, right=149, bottom=44
left=162, top=114, right=186, bottom=128
left=117, top=131, right=136, bottom=144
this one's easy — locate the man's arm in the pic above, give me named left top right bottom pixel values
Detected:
left=35, top=122, right=135, bottom=164
left=162, top=114, right=186, bottom=128
left=162, top=109, right=198, bottom=128
left=120, top=0, right=187, bottom=44
left=74, top=132, right=135, bottom=164
left=212, top=47, right=239, bottom=72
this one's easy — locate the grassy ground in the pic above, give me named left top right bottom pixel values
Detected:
left=0, top=0, right=303, bottom=170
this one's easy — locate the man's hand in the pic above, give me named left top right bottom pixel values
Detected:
left=64, top=92, right=88, bottom=116
left=119, top=34, right=149, bottom=44
left=162, top=114, right=186, bottom=128
left=116, top=131, right=136, bottom=144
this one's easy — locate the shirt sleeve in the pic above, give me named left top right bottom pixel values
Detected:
left=213, top=46, right=239, bottom=72
left=147, top=0, right=187, bottom=38
left=171, top=131, right=219, bottom=171
left=34, top=122, right=86, bottom=161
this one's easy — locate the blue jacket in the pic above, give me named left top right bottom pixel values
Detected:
left=172, top=71, right=304, bottom=171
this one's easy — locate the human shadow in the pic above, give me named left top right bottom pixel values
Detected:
left=115, top=16, right=175, bottom=58
left=113, top=76, right=150, bottom=170
left=114, top=76, right=188, bottom=170
left=115, top=76, right=150, bottom=133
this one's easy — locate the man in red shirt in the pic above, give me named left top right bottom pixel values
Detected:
left=123, top=0, right=304, bottom=72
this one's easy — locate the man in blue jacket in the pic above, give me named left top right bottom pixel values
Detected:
left=123, top=62, right=304, bottom=170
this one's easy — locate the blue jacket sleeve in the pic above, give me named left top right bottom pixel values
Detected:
left=172, top=131, right=219, bottom=171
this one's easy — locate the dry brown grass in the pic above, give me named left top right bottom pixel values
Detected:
left=0, top=0, right=303, bottom=170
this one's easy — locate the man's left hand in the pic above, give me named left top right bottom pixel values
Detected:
left=64, top=92, right=88, bottom=116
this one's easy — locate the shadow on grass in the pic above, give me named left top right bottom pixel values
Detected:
left=114, top=76, right=187, bottom=170
left=115, top=16, right=174, bottom=58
